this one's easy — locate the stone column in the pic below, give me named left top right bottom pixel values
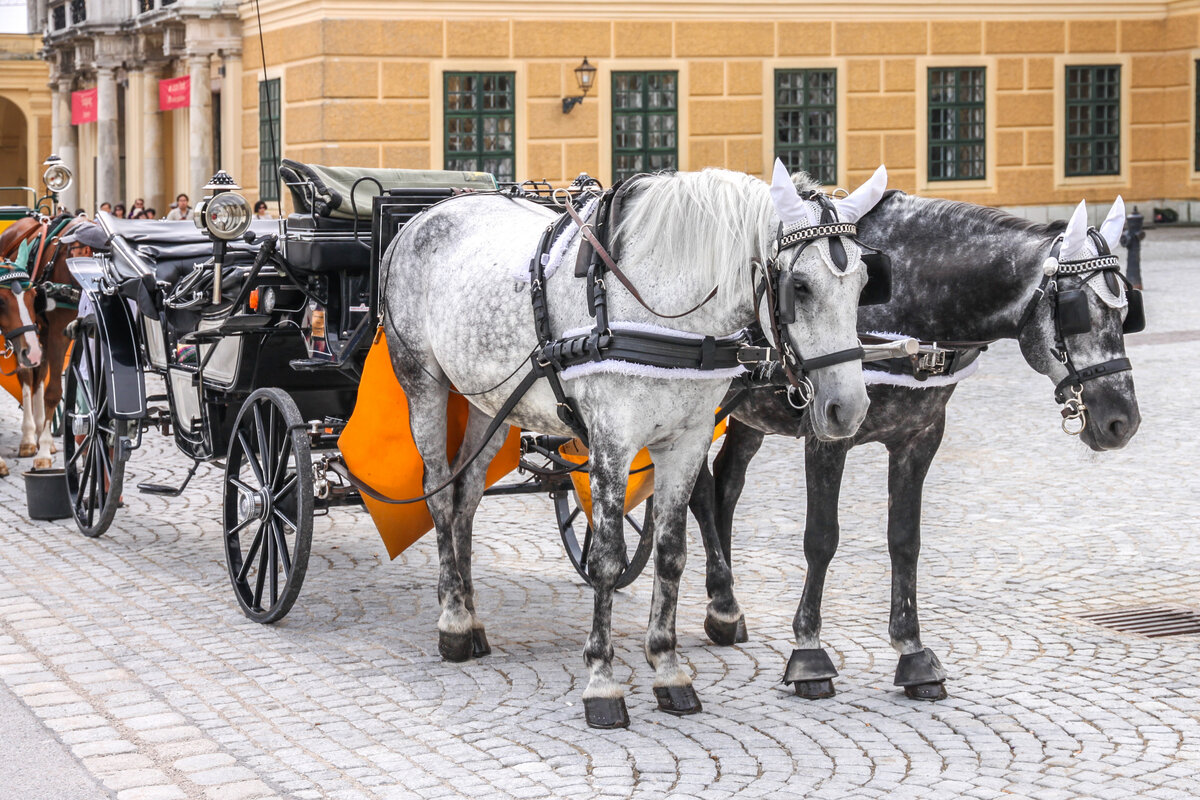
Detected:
left=52, top=77, right=78, bottom=212
left=95, top=65, right=119, bottom=211
left=219, top=52, right=242, bottom=179
left=142, top=63, right=163, bottom=212
left=188, top=52, right=213, bottom=198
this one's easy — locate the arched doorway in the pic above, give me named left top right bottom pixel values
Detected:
left=0, top=95, right=29, bottom=206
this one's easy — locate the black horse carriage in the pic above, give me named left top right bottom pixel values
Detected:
left=64, top=163, right=659, bottom=623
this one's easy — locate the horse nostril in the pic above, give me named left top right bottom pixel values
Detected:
left=1108, top=417, right=1127, bottom=440
left=825, top=402, right=843, bottom=428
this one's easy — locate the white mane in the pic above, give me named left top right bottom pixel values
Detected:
left=614, top=169, right=775, bottom=300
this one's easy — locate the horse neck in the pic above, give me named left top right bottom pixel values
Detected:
left=0, top=218, right=40, bottom=262
left=858, top=196, right=1053, bottom=342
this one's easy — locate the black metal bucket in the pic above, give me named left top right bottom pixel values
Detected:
left=23, top=469, right=71, bottom=521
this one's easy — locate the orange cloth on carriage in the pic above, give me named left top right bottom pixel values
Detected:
left=338, top=329, right=522, bottom=560
left=0, top=351, right=19, bottom=401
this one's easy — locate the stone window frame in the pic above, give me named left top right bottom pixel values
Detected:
left=430, top=61, right=527, bottom=183
left=1192, top=51, right=1200, bottom=178
left=1053, top=53, right=1131, bottom=190
left=443, top=71, right=518, bottom=182
left=610, top=69, right=679, bottom=183
left=773, top=68, right=838, bottom=186
left=916, top=56, right=996, bottom=193
left=597, top=59, right=690, bottom=187
left=759, top=58, right=845, bottom=189
left=927, top=66, right=986, bottom=182
left=258, top=78, right=281, bottom=203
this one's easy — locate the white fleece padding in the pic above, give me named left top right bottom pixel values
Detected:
left=559, top=322, right=748, bottom=382
left=861, top=330, right=982, bottom=388
left=1087, top=272, right=1128, bottom=310
left=514, top=196, right=602, bottom=282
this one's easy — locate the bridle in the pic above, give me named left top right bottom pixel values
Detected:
left=748, top=191, right=892, bottom=409
left=0, top=266, right=37, bottom=361
left=1014, top=228, right=1144, bottom=434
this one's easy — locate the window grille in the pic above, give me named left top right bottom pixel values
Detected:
left=928, top=67, right=986, bottom=181
left=612, top=71, right=678, bottom=182
left=1065, top=65, right=1120, bottom=177
left=258, top=79, right=281, bottom=202
left=774, top=69, right=837, bottom=186
left=444, top=72, right=516, bottom=182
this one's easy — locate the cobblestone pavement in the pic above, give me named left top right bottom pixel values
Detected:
left=0, top=229, right=1197, bottom=800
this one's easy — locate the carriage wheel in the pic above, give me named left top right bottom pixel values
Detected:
left=555, top=492, right=653, bottom=590
left=223, top=388, right=313, bottom=624
left=63, top=326, right=127, bottom=539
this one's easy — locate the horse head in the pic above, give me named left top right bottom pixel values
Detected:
left=0, top=269, right=42, bottom=368
left=1018, top=198, right=1140, bottom=451
left=765, top=161, right=889, bottom=440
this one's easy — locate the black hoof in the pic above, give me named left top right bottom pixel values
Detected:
left=653, top=685, right=703, bottom=716
left=438, top=630, right=473, bottom=662
left=894, top=648, right=948, bottom=688
left=904, top=682, right=948, bottom=701
left=734, top=616, right=748, bottom=643
left=793, top=679, right=836, bottom=699
left=782, top=648, right=839, bottom=687
left=471, top=628, right=491, bottom=658
left=584, top=696, right=630, bottom=729
left=704, top=614, right=742, bottom=647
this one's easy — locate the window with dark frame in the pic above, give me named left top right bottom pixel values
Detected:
left=612, top=71, right=678, bottom=182
left=1065, top=65, right=1121, bottom=177
left=928, top=67, right=985, bottom=182
left=258, top=79, right=281, bottom=203
left=1195, top=60, right=1199, bottom=172
left=774, top=69, right=837, bottom=186
left=444, top=72, right=516, bottom=182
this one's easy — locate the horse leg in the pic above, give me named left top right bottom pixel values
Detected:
left=31, top=369, right=52, bottom=470
left=689, top=462, right=740, bottom=645
left=18, top=371, right=37, bottom=458
left=701, top=418, right=765, bottom=644
left=784, top=438, right=850, bottom=699
left=449, top=407, right=509, bottom=659
left=580, top=432, right=638, bottom=729
left=42, top=314, right=70, bottom=458
left=886, top=416, right=950, bottom=701
left=644, top=428, right=713, bottom=717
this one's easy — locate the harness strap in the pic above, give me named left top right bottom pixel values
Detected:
left=1054, top=357, right=1132, bottom=403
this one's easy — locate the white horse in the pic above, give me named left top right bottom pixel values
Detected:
left=381, top=163, right=889, bottom=728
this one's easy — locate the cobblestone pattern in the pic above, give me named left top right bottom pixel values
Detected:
left=0, top=230, right=1197, bottom=799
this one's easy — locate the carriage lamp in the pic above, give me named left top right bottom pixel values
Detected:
left=197, top=170, right=253, bottom=305
left=562, top=57, right=597, bottom=114
left=42, top=155, right=73, bottom=193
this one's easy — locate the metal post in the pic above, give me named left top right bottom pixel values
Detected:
left=1120, top=207, right=1145, bottom=289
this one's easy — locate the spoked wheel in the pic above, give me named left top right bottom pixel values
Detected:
left=555, top=492, right=653, bottom=590
left=223, top=388, right=313, bottom=624
left=63, top=325, right=128, bottom=538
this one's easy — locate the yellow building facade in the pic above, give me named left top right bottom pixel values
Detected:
left=223, top=2, right=1198, bottom=215
left=0, top=34, right=51, bottom=206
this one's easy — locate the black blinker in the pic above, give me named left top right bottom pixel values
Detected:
left=1056, top=288, right=1092, bottom=336
left=777, top=271, right=797, bottom=325
left=859, top=252, right=892, bottom=306
left=1123, top=288, right=1145, bottom=334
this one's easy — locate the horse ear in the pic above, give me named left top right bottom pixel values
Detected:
left=1099, top=195, right=1125, bottom=253
left=835, top=165, right=887, bottom=224
left=1061, top=200, right=1089, bottom=258
left=769, top=158, right=815, bottom=226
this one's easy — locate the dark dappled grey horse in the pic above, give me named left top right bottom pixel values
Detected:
left=691, top=190, right=1142, bottom=700
left=381, top=164, right=891, bottom=728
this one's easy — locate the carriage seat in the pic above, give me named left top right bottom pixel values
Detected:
left=96, top=212, right=278, bottom=262
left=279, top=159, right=497, bottom=221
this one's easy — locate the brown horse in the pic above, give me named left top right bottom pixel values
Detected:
left=0, top=214, right=84, bottom=475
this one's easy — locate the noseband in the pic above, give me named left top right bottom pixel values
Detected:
left=0, top=267, right=38, bottom=359
left=1014, top=229, right=1139, bottom=434
left=747, top=192, right=881, bottom=409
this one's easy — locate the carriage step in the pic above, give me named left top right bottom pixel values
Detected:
left=137, top=461, right=200, bottom=497
left=289, top=357, right=343, bottom=371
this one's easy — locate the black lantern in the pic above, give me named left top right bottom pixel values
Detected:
left=562, top=57, right=597, bottom=114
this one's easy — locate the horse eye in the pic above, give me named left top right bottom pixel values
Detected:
left=792, top=277, right=812, bottom=300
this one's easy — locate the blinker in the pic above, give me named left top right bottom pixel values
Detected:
left=1123, top=288, right=1145, bottom=334
left=1056, top=288, right=1092, bottom=336
left=777, top=271, right=797, bottom=325
left=859, top=252, right=892, bottom=306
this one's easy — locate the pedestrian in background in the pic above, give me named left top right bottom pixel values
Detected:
left=166, top=193, right=192, bottom=221
left=144, top=208, right=157, bottom=219
left=98, top=202, right=111, bottom=215
left=114, top=204, right=126, bottom=218
left=129, top=198, right=146, bottom=219
left=254, top=200, right=274, bottom=220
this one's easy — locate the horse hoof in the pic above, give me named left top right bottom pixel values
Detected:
left=894, top=648, right=948, bottom=689
left=783, top=648, right=839, bottom=686
left=793, top=679, right=836, bottom=699
left=584, top=696, right=630, bottom=729
left=653, top=685, right=703, bottom=716
left=704, top=613, right=742, bottom=647
left=471, top=628, right=491, bottom=658
left=904, top=682, right=948, bottom=701
left=438, top=630, right=474, bottom=662
left=33, top=458, right=52, bottom=471
left=734, top=616, right=748, bottom=643
left=0, top=463, right=7, bottom=478
left=18, top=444, right=36, bottom=458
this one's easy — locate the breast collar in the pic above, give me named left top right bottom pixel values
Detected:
left=1013, top=229, right=1135, bottom=434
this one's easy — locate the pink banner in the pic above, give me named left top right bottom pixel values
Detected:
left=158, top=75, right=190, bottom=111
left=71, top=88, right=97, bottom=125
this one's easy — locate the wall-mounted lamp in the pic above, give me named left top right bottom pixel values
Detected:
left=562, top=57, right=597, bottom=114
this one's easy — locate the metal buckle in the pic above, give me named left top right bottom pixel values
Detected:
left=916, top=348, right=949, bottom=375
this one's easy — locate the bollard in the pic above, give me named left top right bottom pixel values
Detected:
left=1120, top=206, right=1145, bottom=289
